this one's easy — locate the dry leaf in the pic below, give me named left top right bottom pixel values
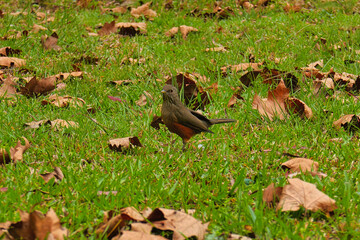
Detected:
left=32, top=24, right=47, bottom=33
left=0, top=46, right=21, bottom=56
left=0, top=75, right=17, bottom=100
left=116, top=231, right=167, bottom=240
left=109, top=80, right=133, bottom=86
left=98, top=20, right=117, bottom=36
left=333, top=114, right=360, bottom=131
left=20, top=76, right=56, bottom=97
left=6, top=208, right=68, bottom=240
left=116, top=22, right=147, bottom=36
left=147, top=208, right=208, bottom=240
left=165, top=27, right=179, bottom=37
left=50, top=119, right=79, bottom=131
left=41, top=95, right=86, bottom=108
left=281, top=158, right=319, bottom=173
left=252, top=80, right=289, bottom=120
left=40, top=167, right=64, bottom=183
left=150, top=115, right=164, bottom=130
left=108, top=137, right=142, bottom=152
left=131, top=2, right=157, bottom=20
left=277, top=178, right=337, bottom=213
left=252, top=80, right=312, bottom=120
left=41, top=32, right=62, bottom=51
left=262, top=183, right=283, bottom=207
left=165, top=72, right=210, bottom=109
left=220, top=62, right=262, bottom=76
left=0, top=137, right=30, bottom=164
left=135, top=91, right=153, bottom=106
left=205, top=46, right=228, bottom=52
left=0, top=57, right=26, bottom=68
left=179, top=25, right=198, bottom=39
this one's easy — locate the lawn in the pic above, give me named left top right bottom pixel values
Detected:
left=1, top=0, right=360, bottom=239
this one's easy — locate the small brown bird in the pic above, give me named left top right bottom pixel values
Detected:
left=161, top=84, right=235, bottom=150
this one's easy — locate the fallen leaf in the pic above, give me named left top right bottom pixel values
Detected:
left=50, top=119, right=79, bottom=131
left=40, top=167, right=64, bottom=183
left=32, top=24, right=47, bottom=33
left=252, top=80, right=289, bottom=120
left=20, top=76, right=56, bottom=97
left=6, top=208, right=68, bottom=240
left=205, top=46, right=228, bottom=52
left=179, top=25, right=198, bottom=39
left=220, top=62, right=262, bottom=76
left=147, top=208, right=208, bottom=240
left=41, top=94, right=86, bottom=108
left=97, top=191, right=118, bottom=196
left=252, top=80, right=312, bottom=120
left=0, top=75, right=17, bottom=100
left=277, top=178, right=337, bottom=213
left=281, top=158, right=319, bottom=173
left=0, top=137, right=30, bottom=164
left=150, top=115, right=164, bottom=130
left=109, top=80, right=133, bottom=86
left=116, top=231, right=167, bottom=240
left=165, top=27, right=179, bottom=37
left=96, top=207, right=145, bottom=238
left=53, top=71, right=83, bottom=81
left=0, top=57, right=26, bottom=68
left=131, top=2, right=157, bottom=20
left=227, top=233, right=253, bottom=240
left=262, top=183, right=283, bottom=207
left=108, top=137, right=142, bottom=152
left=117, top=22, right=147, bottom=36
left=135, top=91, right=153, bottom=106
left=24, top=119, right=78, bottom=131
left=41, top=32, right=62, bottom=51
left=0, top=46, right=21, bottom=56
left=333, top=114, right=360, bottom=131
left=98, top=20, right=117, bottom=36
left=165, top=72, right=210, bottom=109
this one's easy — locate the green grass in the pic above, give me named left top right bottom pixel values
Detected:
left=1, top=0, right=360, bottom=239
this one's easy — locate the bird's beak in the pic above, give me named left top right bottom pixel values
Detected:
left=161, top=89, right=166, bottom=94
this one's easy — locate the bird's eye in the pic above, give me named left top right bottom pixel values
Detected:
left=169, top=90, right=173, bottom=93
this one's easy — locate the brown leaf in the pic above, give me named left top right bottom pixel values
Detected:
left=227, top=91, right=244, bottom=108
left=20, top=76, right=56, bottom=97
left=130, top=222, right=152, bottom=234
left=252, top=80, right=311, bottom=120
left=150, top=115, right=164, bottom=130
left=147, top=208, right=208, bottom=240
left=1, top=137, right=30, bottom=164
left=24, top=120, right=51, bottom=130
left=41, top=94, right=86, bottom=108
left=32, top=24, right=47, bottom=33
left=0, top=46, right=21, bottom=56
left=131, top=2, right=157, bottom=20
left=96, top=207, right=145, bottom=238
left=98, top=20, right=117, bottom=36
left=53, top=71, right=83, bottom=81
left=7, top=208, right=68, bottom=240
left=220, top=62, right=262, bottom=76
left=116, top=231, right=167, bottom=240
left=116, top=22, right=147, bottom=36
left=165, top=27, right=179, bottom=37
left=108, top=137, right=142, bottom=152
left=252, top=80, right=289, bottom=120
left=277, top=178, right=337, bottom=213
left=50, top=119, right=79, bottom=131
left=165, top=72, right=210, bottom=109
left=285, top=97, right=313, bottom=119
left=109, top=80, right=133, bottom=86
left=0, top=75, right=17, bottom=100
left=179, top=25, right=198, bottom=39
left=333, top=114, right=360, bottom=131
left=281, top=158, right=319, bottom=173
left=135, top=91, right=153, bottom=106
left=313, top=78, right=334, bottom=94
left=205, top=46, right=228, bottom=52
left=0, top=57, right=26, bottom=68
left=263, top=183, right=283, bottom=207
left=41, top=32, right=62, bottom=51
left=40, top=167, right=64, bottom=183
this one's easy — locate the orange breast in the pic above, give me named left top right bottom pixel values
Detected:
left=166, top=122, right=196, bottom=142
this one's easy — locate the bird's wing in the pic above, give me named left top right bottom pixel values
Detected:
left=175, top=107, right=213, bottom=134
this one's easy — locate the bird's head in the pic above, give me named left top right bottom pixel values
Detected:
left=161, top=84, right=181, bottom=104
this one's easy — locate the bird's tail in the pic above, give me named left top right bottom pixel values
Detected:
left=210, top=119, right=236, bottom=125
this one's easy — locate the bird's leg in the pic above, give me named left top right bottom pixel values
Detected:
left=182, top=139, right=187, bottom=152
